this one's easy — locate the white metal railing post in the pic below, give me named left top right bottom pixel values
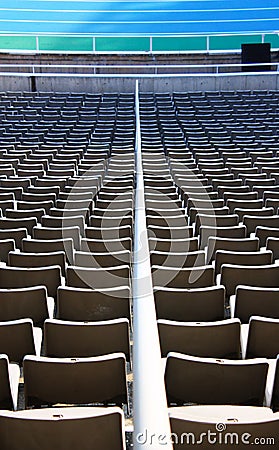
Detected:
left=35, top=36, right=39, bottom=52
left=133, top=80, right=173, bottom=449
left=206, top=35, right=210, bottom=52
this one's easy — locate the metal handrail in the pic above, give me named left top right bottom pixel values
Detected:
left=0, top=62, right=277, bottom=76
left=0, top=71, right=277, bottom=79
left=132, top=79, right=173, bottom=449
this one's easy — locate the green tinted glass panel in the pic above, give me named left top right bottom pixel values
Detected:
left=39, top=36, right=93, bottom=51
left=0, top=32, right=276, bottom=54
left=152, top=36, right=207, bottom=51
left=264, top=34, right=279, bottom=49
left=0, top=35, right=36, bottom=51
left=95, top=37, right=149, bottom=52
left=210, top=34, right=262, bottom=51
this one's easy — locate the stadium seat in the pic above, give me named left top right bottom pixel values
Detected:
left=0, top=286, right=53, bottom=326
left=0, top=319, right=42, bottom=363
left=165, top=352, right=268, bottom=406
left=154, top=286, right=225, bottom=322
left=23, top=353, right=128, bottom=409
left=0, top=239, right=15, bottom=263
left=0, top=354, right=20, bottom=410
left=0, top=407, right=126, bottom=450
left=0, top=266, right=61, bottom=300
left=206, top=236, right=260, bottom=263
left=158, top=318, right=241, bottom=358
left=22, top=238, right=74, bottom=265
left=243, top=316, right=279, bottom=359
left=44, top=318, right=130, bottom=362
left=169, top=405, right=279, bottom=449
left=231, top=286, right=279, bottom=323
left=199, top=225, right=247, bottom=250
left=151, top=250, right=206, bottom=268
left=152, top=265, right=214, bottom=289
left=214, top=250, right=273, bottom=275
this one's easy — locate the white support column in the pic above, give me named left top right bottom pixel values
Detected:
left=132, top=80, right=173, bottom=450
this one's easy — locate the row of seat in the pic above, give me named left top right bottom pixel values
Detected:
left=1, top=323, right=279, bottom=414
left=1, top=351, right=129, bottom=411
left=2, top=89, right=279, bottom=448
left=0, top=92, right=137, bottom=447
left=0, top=406, right=126, bottom=450
left=138, top=92, right=279, bottom=449
left=3, top=312, right=279, bottom=366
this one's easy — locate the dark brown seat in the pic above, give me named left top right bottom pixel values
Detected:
left=5, top=208, right=45, bottom=222
left=44, top=318, right=130, bottom=362
left=33, top=226, right=81, bottom=250
left=234, top=207, right=273, bottom=222
left=207, top=236, right=260, bottom=263
left=0, top=406, right=126, bottom=450
left=0, top=238, right=15, bottom=263
left=66, top=265, right=130, bottom=290
left=85, top=225, right=132, bottom=240
left=244, top=316, right=279, bottom=359
left=22, top=237, right=74, bottom=265
left=8, top=251, right=66, bottom=276
left=80, top=237, right=132, bottom=253
left=255, top=226, right=279, bottom=247
left=0, top=266, right=61, bottom=300
left=151, top=250, right=206, bottom=268
left=169, top=405, right=279, bottom=449
left=23, top=353, right=128, bottom=409
left=0, top=354, right=20, bottom=410
left=165, top=353, right=268, bottom=406
left=266, top=237, right=279, bottom=260
left=57, top=286, right=131, bottom=322
left=215, top=250, right=273, bottom=275
left=189, top=206, right=229, bottom=224
left=148, top=225, right=193, bottom=240
left=74, top=250, right=131, bottom=268
left=232, top=286, right=279, bottom=323
left=149, top=237, right=199, bottom=253
left=243, top=215, right=279, bottom=235
left=0, top=217, right=37, bottom=235
left=154, top=286, right=225, bottom=322
left=0, top=319, right=42, bottom=364
left=152, top=265, right=214, bottom=289
left=227, top=199, right=263, bottom=214
left=17, top=200, right=54, bottom=213
left=220, top=264, right=279, bottom=298
left=158, top=318, right=241, bottom=359
left=195, top=213, right=239, bottom=236
left=0, top=286, right=52, bottom=326
left=41, top=215, right=85, bottom=237
left=200, top=225, right=247, bottom=250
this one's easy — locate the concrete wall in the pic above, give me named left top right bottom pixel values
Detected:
left=35, top=75, right=137, bottom=93
left=0, top=75, right=31, bottom=91
left=1, top=72, right=279, bottom=93
left=138, top=73, right=279, bottom=93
